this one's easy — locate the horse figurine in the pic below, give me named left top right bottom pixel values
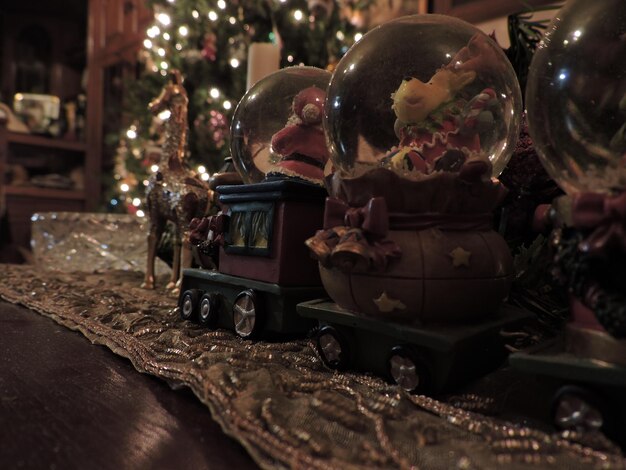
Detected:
left=142, top=69, right=212, bottom=290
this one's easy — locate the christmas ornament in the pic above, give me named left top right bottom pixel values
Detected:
left=201, top=32, right=217, bottom=61
left=194, top=109, right=229, bottom=152
left=230, top=66, right=332, bottom=183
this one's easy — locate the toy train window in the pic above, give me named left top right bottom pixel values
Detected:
left=224, top=201, right=274, bottom=256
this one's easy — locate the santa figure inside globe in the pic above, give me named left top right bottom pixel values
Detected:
left=267, top=86, right=330, bottom=184
left=381, top=33, right=503, bottom=177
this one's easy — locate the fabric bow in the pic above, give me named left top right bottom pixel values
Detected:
left=572, top=192, right=626, bottom=255
left=324, top=197, right=389, bottom=237
left=306, top=196, right=400, bottom=273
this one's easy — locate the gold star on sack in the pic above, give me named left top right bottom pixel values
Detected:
left=373, top=292, right=406, bottom=313
left=449, top=246, right=471, bottom=267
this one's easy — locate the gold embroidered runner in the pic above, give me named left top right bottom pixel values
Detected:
left=0, top=264, right=623, bottom=469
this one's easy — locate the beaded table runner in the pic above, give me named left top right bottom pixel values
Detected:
left=1, top=264, right=623, bottom=469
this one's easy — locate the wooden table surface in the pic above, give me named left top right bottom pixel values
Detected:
left=0, top=300, right=258, bottom=469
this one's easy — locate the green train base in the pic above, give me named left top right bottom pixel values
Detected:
left=510, top=341, right=626, bottom=449
left=298, top=299, right=532, bottom=394
left=177, top=268, right=324, bottom=339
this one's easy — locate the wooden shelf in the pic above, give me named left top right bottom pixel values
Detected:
left=7, top=132, right=86, bottom=152
left=5, top=185, right=86, bottom=200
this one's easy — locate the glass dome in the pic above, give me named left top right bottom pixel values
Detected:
left=230, top=66, right=332, bottom=184
left=324, top=14, right=522, bottom=178
left=526, top=0, right=626, bottom=194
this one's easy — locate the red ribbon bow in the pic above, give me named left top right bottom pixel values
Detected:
left=572, top=192, right=626, bottom=255
left=323, top=197, right=389, bottom=237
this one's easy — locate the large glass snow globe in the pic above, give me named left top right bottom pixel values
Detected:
left=324, top=14, right=522, bottom=179
left=230, top=66, right=332, bottom=184
left=526, top=0, right=626, bottom=195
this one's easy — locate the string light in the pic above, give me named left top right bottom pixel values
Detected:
left=132, top=198, right=142, bottom=206
left=147, top=26, right=160, bottom=38
left=156, top=13, right=171, bottom=26
left=150, top=164, right=159, bottom=172
left=192, top=10, right=199, bottom=18
left=178, top=26, right=188, bottom=36
left=228, top=16, right=236, bottom=25
left=157, top=48, right=166, bottom=57
left=120, top=183, right=130, bottom=192
left=175, top=43, right=182, bottom=50
left=161, top=61, right=169, bottom=69
left=201, top=173, right=210, bottom=181
left=208, top=11, right=218, bottom=21
left=126, top=128, right=137, bottom=139
left=209, top=88, right=220, bottom=99
left=158, top=109, right=171, bottom=120
left=354, top=32, right=363, bottom=42
left=230, top=58, right=240, bottom=68
left=163, top=32, right=171, bottom=40
left=143, top=39, right=153, bottom=49
left=223, top=100, right=232, bottom=110
left=136, top=210, right=146, bottom=218
left=293, top=10, right=303, bottom=21
left=197, top=165, right=206, bottom=173
left=217, top=0, right=226, bottom=9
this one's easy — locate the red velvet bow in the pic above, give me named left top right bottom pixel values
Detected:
left=323, top=197, right=389, bottom=237
left=572, top=191, right=626, bottom=255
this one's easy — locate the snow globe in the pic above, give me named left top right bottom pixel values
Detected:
left=307, top=15, right=523, bottom=324
left=509, top=0, right=626, bottom=442
left=230, top=66, right=332, bottom=185
left=209, top=66, right=330, bottom=289
left=526, top=0, right=626, bottom=356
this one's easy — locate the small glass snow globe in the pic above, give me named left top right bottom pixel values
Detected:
left=230, top=66, right=332, bottom=184
left=526, top=0, right=626, bottom=195
left=324, top=14, right=522, bottom=179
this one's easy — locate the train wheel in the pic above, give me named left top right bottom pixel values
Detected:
left=387, top=346, right=429, bottom=393
left=179, top=289, right=200, bottom=321
left=232, top=290, right=260, bottom=339
left=198, top=293, right=220, bottom=329
left=316, top=325, right=350, bottom=370
left=552, top=385, right=605, bottom=432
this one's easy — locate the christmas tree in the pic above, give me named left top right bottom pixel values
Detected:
left=106, top=0, right=375, bottom=215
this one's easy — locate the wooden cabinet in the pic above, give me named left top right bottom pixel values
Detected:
left=0, top=0, right=152, bottom=260
left=0, top=2, right=89, bottom=258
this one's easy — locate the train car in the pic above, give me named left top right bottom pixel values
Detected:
left=510, top=299, right=626, bottom=449
left=177, top=178, right=327, bottom=339
left=298, top=299, right=532, bottom=394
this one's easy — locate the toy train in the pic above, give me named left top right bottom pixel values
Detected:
left=176, top=176, right=532, bottom=394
